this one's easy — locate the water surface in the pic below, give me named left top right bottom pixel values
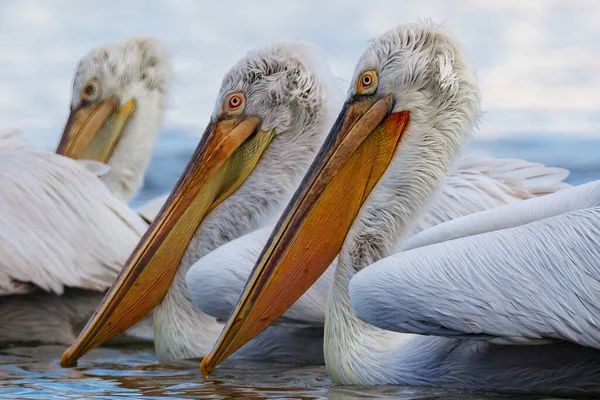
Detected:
left=0, top=345, right=578, bottom=399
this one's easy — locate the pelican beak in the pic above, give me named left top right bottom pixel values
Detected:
left=60, top=115, right=274, bottom=367
left=200, top=94, right=409, bottom=376
left=56, top=97, right=136, bottom=163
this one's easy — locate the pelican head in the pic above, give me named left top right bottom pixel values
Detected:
left=200, top=21, right=482, bottom=375
left=61, top=41, right=340, bottom=365
left=57, top=37, right=169, bottom=201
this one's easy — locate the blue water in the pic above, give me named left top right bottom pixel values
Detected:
left=0, top=345, right=575, bottom=399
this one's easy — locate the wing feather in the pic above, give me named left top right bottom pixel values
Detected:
left=187, top=155, right=571, bottom=325
left=405, top=155, right=570, bottom=242
left=351, top=182, right=600, bottom=349
left=0, top=149, right=147, bottom=295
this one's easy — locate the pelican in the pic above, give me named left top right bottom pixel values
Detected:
left=57, top=36, right=168, bottom=204
left=0, top=36, right=169, bottom=345
left=60, top=41, right=344, bottom=366
left=200, top=22, right=600, bottom=394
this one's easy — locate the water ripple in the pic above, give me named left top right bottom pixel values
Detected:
left=0, top=345, right=581, bottom=399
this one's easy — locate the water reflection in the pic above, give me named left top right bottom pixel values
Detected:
left=0, top=345, right=580, bottom=399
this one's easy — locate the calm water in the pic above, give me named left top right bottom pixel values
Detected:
left=0, top=135, right=596, bottom=399
left=0, top=345, right=581, bottom=399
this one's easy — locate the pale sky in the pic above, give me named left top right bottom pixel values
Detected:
left=1, top=0, right=599, bottom=149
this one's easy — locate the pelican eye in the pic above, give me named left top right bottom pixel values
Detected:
left=223, top=92, right=246, bottom=115
left=229, top=96, right=241, bottom=108
left=81, top=81, right=99, bottom=101
left=356, top=70, right=378, bottom=95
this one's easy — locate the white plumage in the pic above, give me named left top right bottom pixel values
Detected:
left=351, top=180, right=600, bottom=348
left=0, top=149, right=146, bottom=295
left=0, top=140, right=147, bottom=343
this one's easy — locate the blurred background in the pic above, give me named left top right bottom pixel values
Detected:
left=0, top=0, right=598, bottom=206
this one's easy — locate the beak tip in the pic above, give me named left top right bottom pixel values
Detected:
left=200, top=357, right=212, bottom=378
left=60, top=348, right=78, bottom=368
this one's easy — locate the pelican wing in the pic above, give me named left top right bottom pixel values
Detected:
left=0, top=149, right=147, bottom=295
left=408, top=155, right=570, bottom=236
left=452, top=155, right=570, bottom=195
left=187, top=156, right=570, bottom=325
left=350, top=181, right=600, bottom=348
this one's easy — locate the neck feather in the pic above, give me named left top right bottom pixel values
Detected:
left=102, top=97, right=164, bottom=202
left=325, top=114, right=470, bottom=384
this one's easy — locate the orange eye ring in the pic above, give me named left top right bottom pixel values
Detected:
left=356, top=70, right=378, bottom=95
left=223, top=92, right=246, bottom=114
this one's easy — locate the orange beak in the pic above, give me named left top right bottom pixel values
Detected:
left=57, top=97, right=136, bottom=163
left=200, top=94, right=410, bottom=376
left=60, top=115, right=274, bottom=367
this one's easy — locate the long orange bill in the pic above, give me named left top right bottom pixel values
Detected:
left=60, top=115, right=274, bottom=367
left=200, top=94, right=409, bottom=376
left=57, top=97, right=136, bottom=163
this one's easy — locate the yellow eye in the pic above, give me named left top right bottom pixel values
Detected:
left=223, top=92, right=246, bottom=115
left=356, top=70, right=378, bottom=95
left=81, top=81, right=98, bottom=101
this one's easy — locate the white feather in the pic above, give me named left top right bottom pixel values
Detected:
left=77, top=160, right=112, bottom=177
left=0, top=149, right=147, bottom=295
left=353, top=181, right=600, bottom=349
